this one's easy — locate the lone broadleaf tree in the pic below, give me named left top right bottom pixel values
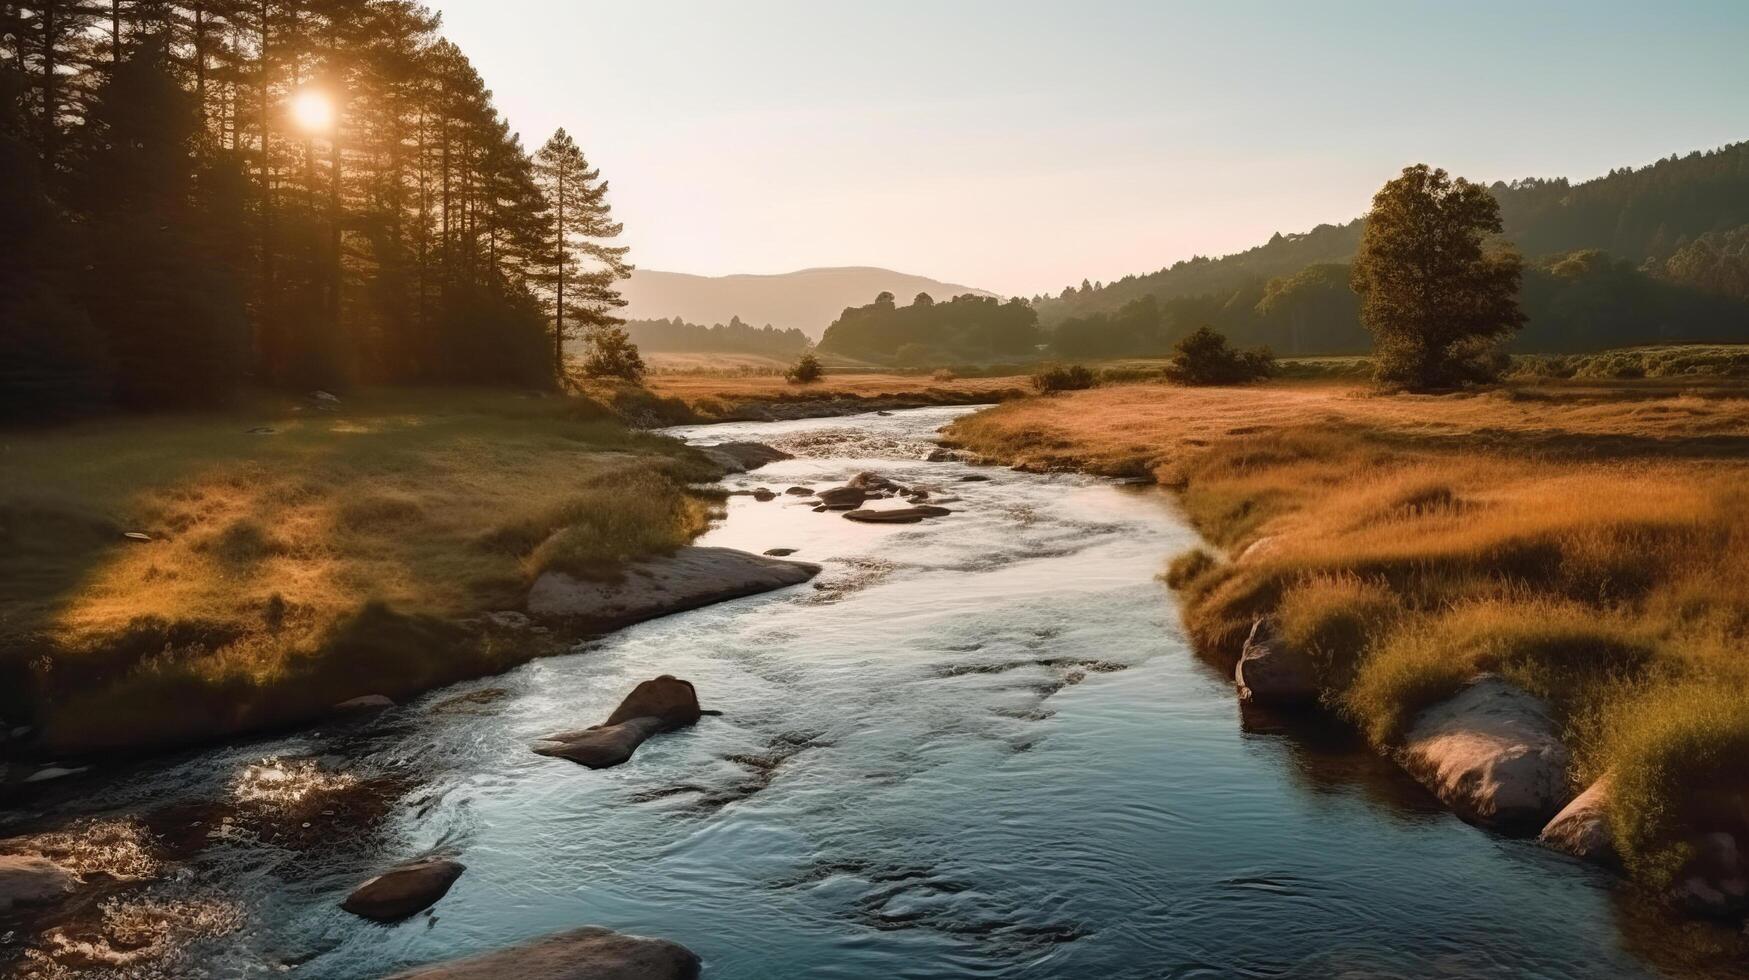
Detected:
left=534, top=127, right=633, bottom=381
left=1350, top=164, right=1526, bottom=389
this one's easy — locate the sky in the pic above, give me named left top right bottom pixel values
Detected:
left=428, top=1, right=1749, bottom=297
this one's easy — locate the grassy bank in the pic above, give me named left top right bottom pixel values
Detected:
left=1, top=389, right=722, bottom=755
left=945, top=378, right=1749, bottom=887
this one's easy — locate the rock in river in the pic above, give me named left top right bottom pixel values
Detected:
left=1396, top=674, right=1572, bottom=833
left=814, top=486, right=870, bottom=510
left=1233, top=618, right=1318, bottom=706
left=388, top=926, right=701, bottom=979
left=699, top=442, right=791, bottom=473
left=332, top=694, right=396, bottom=715
left=534, top=675, right=705, bottom=770
left=0, top=854, right=78, bottom=911
left=341, top=857, right=465, bottom=921
left=604, top=675, right=701, bottom=728
left=842, top=505, right=951, bottom=524
left=527, top=547, right=819, bottom=625
left=1539, top=774, right=1616, bottom=865
left=534, top=717, right=670, bottom=770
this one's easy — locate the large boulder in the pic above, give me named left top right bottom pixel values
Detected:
left=699, top=442, right=791, bottom=473
left=1539, top=775, right=1616, bottom=865
left=604, top=676, right=700, bottom=729
left=0, top=854, right=77, bottom=911
left=388, top=926, right=700, bottom=980
left=341, top=857, right=465, bottom=921
left=527, top=547, right=819, bottom=625
left=1396, top=674, right=1573, bottom=833
left=842, top=505, right=951, bottom=524
left=1233, top=618, right=1318, bottom=706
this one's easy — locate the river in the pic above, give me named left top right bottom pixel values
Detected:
left=0, top=406, right=1731, bottom=978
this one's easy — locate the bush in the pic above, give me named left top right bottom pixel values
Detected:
left=579, top=323, right=647, bottom=383
left=1031, top=363, right=1097, bottom=394
left=786, top=351, right=824, bottom=384
left=930, top=368, right=958, bottom=382
left=1169, top=326, right=1275, bottom=385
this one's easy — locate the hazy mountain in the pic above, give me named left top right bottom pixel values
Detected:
left=619, top=266, right=996, bottom=339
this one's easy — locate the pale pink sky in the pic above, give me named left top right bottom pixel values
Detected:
left=430, top=1, right=1749, bottom=296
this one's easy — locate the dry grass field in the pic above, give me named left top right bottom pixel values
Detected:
left=945, top=378, right=1749, bottom=887
left=644, top=370, right=1031, bottom=419
left=0, top=389, right=719, bottom=753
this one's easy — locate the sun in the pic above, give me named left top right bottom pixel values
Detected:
left=290, top=89, right=334, bottom=133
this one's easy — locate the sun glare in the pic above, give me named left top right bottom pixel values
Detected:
left=290, top=89, right=334, bottom=133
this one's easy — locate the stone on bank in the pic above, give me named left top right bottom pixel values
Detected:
left=527, top=546, right=819, bottom=625
left=1395, top=674, right=1572, bottom=833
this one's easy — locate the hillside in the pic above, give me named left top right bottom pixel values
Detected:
left=620, top=266, right=996, bottom=339
left=1037, top=141, right=1749, bottom=335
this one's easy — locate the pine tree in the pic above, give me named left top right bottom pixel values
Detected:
left=534, top=127, right=632, bottom=382
left=71, top=40, right=248, bottom=407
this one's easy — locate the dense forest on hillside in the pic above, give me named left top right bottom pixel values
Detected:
left=623, top=315, right=809, bottom=356
left=2, top=0, right=624, bottom=420
left=1040, top=142, right=1749, bottom=355
left=1054, top=249, right=1749, bottom=358
left=815, top=291, right=1040, bottom=363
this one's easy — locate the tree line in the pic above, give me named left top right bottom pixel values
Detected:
left=623, top=315, right=810, bottom=357
left=2, top=0, right=630, bottom=421
left=815, top=291, right=1039, bottom=363
left=1037, top=140, right=1749, bottom=347
left=1050, top=248, right=1749, bottom=360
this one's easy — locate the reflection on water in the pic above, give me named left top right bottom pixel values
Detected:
left=2, top=406, right=1744, bottom=978
left=231, top=757, right=361, bottom=807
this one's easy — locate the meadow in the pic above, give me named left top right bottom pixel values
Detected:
left=0, top=389, right=720, bottom=753
left=944, top=374, right=1749, bottom=888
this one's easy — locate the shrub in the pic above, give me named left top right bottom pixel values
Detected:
left=931, top=368, right=957, bottom=382
left=1031, top=363, right=1096, bottom=394
left=579, top=323, right=647, bottom=383
left=1169, top=326, right=1275, bottom=385
left=786, top=351, right=824, bottom=384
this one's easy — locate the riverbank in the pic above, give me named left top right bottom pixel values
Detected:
left=639, top=371, right=1030, bottom=422
left=0, top=388, right=741, bottom=759
left=944, top=378, right=1749, bottom=910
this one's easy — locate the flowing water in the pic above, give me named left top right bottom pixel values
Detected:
left=1, top=407, right=1736, bottom=978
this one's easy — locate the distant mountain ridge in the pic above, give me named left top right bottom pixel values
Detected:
left=1036, top=140, right=1749, bottom=326
left=619, top=266, right=996, bottom=340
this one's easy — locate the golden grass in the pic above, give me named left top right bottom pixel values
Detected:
left=0, top=388, right=719, bottom=752
left=946, top=378, right=1749, bottom=884
left=643, top=371, right=1030, bottom=420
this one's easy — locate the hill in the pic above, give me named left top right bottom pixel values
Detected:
left=1038, top=141, right=1749, bottom=347
left=620, top=266, right=996, bottom=339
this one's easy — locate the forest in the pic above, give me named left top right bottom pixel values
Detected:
left=1053, top=248, right=1749, bottom=359
left=623, top=315, right=810, bottom=357
left=1041, top=142, right=1749, bottom=357
left=1, top=0, right=626, bottom=421
left=815, top=291, right=1040, bottom=363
